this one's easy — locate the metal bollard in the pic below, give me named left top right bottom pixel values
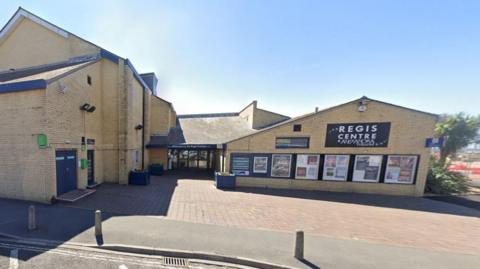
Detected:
left=28, top=205, right=36, bottom=231
left=95, top=210, right=102, bottom=236
left=294, top=230, right=304, bottom=259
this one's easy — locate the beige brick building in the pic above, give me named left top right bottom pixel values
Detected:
left=225, top=98, right=438, bottom=196
left=0, top=8, right=438, bottom=202
left=0, top=8, right=175, bottom=202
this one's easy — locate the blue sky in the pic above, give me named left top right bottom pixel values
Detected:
left=1, top=1, right=479, bottom=116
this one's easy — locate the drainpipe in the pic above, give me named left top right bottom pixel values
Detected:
left=141, top=88, right=145, bottom=170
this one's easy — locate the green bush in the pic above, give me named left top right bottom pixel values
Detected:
left=426, top=160, right=469, bottom=194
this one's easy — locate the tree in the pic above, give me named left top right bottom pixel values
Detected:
left=435, top=113, right=480, bottom=163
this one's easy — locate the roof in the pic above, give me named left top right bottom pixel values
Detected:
left=226, top=96, right=439, bottom=144
left=0, top=57, right=98, bottom=94
left=177, top=115, right=257, bottom=144
left=0, top=7, right=170, bottom=98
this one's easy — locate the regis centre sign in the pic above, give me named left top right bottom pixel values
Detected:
left=325, top=122, right=391, bottom=147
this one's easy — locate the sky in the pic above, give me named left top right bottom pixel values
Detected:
left=1, top=0, right=480, bottom=116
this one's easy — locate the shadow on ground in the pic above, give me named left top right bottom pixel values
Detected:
left=0, top=170, right=214, bottom=262
left=1, top=169, right=479, bottom=263
left=229, top=187, right=480, bottom=218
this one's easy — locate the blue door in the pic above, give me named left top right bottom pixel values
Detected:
left=56, top=150, right=77, bottom=195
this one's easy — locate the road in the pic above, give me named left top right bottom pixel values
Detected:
left=0, top=239, right=248, bottom=269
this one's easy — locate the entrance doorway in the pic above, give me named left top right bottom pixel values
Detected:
left=87, top=150, right=95, bottom=185
left=169, top=149, right=215, bottom=170
left=55, top=150, right=77, bottom=196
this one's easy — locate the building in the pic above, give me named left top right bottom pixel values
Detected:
left=147, top=100, right=290, bottom=171
left=0, top=8, right=439, bottom=202
left=224, top=97, right=438, bottom=196
left=0, top=8, right=175, bottom=202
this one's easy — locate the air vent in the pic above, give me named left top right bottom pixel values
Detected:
left=162, top=257, right=189, bottom=267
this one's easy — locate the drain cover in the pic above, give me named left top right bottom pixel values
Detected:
left=163, top=257, right=189, bottom=267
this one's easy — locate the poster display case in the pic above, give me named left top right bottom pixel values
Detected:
left=271, top=154, right=292, bottom=178
left=352, top=155, right=383, bottom=182
left=253, top=156, right=269, bottom=174
left=231, top=156, right=250, bottom=176
left=384, top=155, right=418, bottom=184
left=295, top=154, right=320, bottom=180
left=322, top=154, right=350, bottom=181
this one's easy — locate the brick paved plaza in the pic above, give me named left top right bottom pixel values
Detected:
left=67, top=171, right=480, bottom=255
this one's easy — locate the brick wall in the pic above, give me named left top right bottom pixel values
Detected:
left=0, top=17, right=99, bottom=70
left=226, top=100, right=437, bottom=196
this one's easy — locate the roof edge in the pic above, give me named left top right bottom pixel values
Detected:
left=46, top=59, right=100, bottom=84
left=178, top=112, right=240, bottom=119
left=225, top=96, right=438, bottom=144
left=0, top=79, right=47, bottom=94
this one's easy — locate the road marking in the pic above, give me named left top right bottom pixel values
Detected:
left=119, top=265, right=128, bottom=269
left=9, top=249, right=18, bottom=269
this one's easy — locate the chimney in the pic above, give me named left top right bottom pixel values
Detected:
left=315, top=107, right=319, bottom=113
left=140, top=73, right=158, bottom=95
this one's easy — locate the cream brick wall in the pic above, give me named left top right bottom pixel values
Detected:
left=44, top=61, right=104, bottom=199
left=239, top=101, right=289, bottom=129
left=0, top=17, right=99, bottom=70
left=149, top=96, right=174, bottom=135
left=0, top=89, right=50, bottom=202
left=226, top=100, right=437, bottom=196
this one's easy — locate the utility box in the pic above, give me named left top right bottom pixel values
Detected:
left=80, top=159, right=88, bottom=169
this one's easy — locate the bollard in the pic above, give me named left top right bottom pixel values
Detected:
left=294, top=230, right=304, bottom=259
left=95, top=210, right=102, bottom=236
left=28, top=205, right=36, bottom=231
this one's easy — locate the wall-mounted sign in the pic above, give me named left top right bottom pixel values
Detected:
left=325, top=122, right=390, bottom=147
left=232, top=156, right=250, bottom=176
left=87, top=139, right=95, bottom=145
left=425, top=137, right=445, bottom=148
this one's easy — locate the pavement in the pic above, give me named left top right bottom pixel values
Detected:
left=0, top=197, right=479, bottom=269
left=0, top=239, right=242, bottom=269
left=63, top=172, right=480, bottom=255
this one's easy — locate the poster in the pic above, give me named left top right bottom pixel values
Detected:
left=352, top=155, right=382, bottom=182
left=325, top=122, right=390, bottom=147
left=253, top=156, right=268, bottom=173
left=271, top=154, right=292, bottom=178
left=295, top=154, right=320, bottom=180
left=232, top=156, right=250, bottom=176
left=384, top=155, right=417, bottom=184
left=322, top=155, right=350, bottom=181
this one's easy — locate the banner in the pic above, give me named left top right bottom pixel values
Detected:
left=325, top=122, right=390, bottom=147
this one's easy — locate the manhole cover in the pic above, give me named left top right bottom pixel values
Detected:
left=163, top=257, right=190, bottom=267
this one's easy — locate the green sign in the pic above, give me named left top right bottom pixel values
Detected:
left=37, top=134, right=47, bottom=149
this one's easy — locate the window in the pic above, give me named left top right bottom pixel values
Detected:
left=323, top=155, right=350, bottom=181
left=293, top=124, right=302, bottom=132
left=352, top=155, right=383, bottom=182
left=384, top=155, right=417, bottom=184
left=87, top=75, right=92, bottom=85
left=275, top=137, right=309, bottom=149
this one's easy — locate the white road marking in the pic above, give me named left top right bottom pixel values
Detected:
left=119, top=264, right=128, bottom=269
left=9, top=249, right=18, bottom=269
